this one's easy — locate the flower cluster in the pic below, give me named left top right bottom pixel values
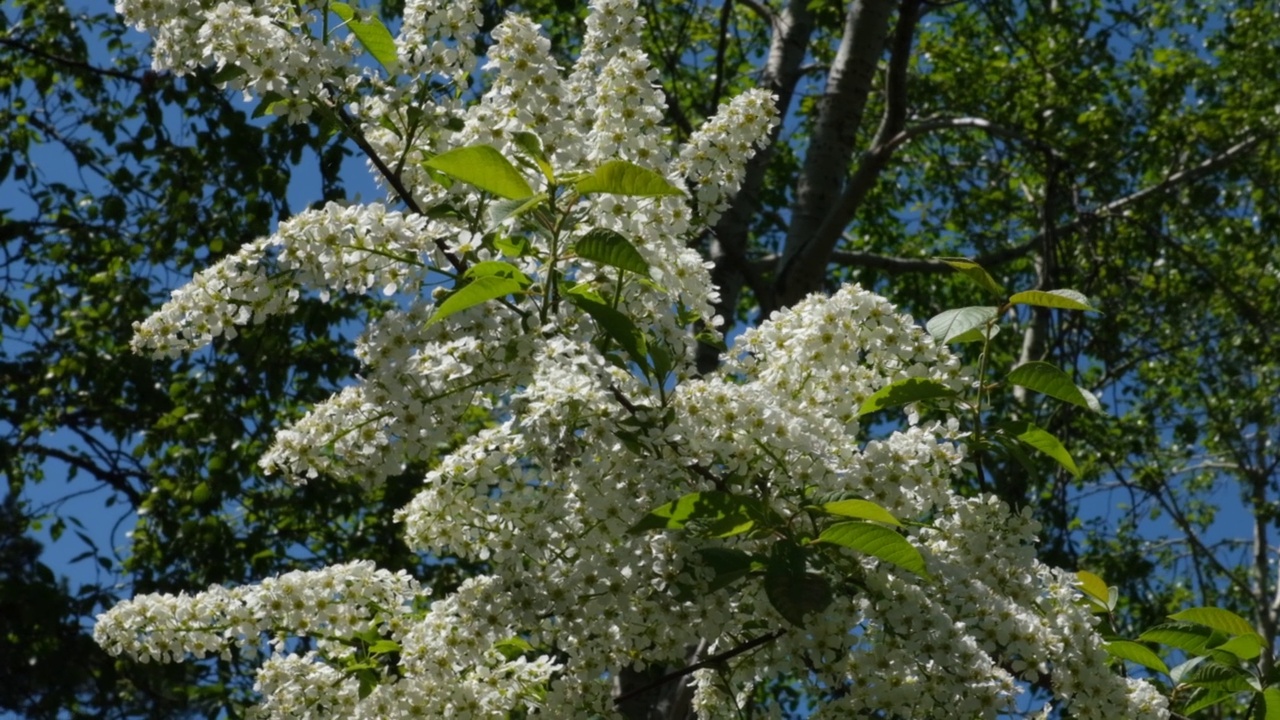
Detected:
left=102, top=0, right=1170, bottom=718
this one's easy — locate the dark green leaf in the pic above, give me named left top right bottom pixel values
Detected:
left=1005, top=361, right=1102, bottom=412
left=763, top=541, right=831, bottom=627
left=996, top=419, right=1080, bottom=477
left=858, top=378, right=959, bottom=416
left=573, top=228, right=650, bottom=275
left=565, top=292, right=649, bottom=374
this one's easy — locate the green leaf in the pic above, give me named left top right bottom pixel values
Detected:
left=1181, top=687, right=1235, bottom=715
left=1263, top=687, right=1280, bottom=720
left=815, top=522, right=929, bottom=578
left=330, top=3, right=398, bottom=73
left=1169, top=607, right=1257, bottom=637
left=935, top=257, right=1005, bottom=297
left=565, top=292, right=649, bottom=374
left=576, top=160, right=684, bottom=197
left=629, top=491, right=781, bottom=538
left=1213, top=632, right=1264, bottom=661
left=925, top=306, right=998, bottom=344
left=573, top=228, right=650, bottom=275
left=1139, top=622, right=1221, bottom=656
left=426, top=275, right=525, bottom=327
left=815, top=499, right=902, bottom=527
left=424, top=145, right=534, bottom=200
left=763, top=541, right=832, bottom=627
left=696, top=548, right=759, bottom=593
left=487, top=194, right=547, bottom=226
left=858, top=378, right=959, bottom=416
left=366, top=639, right=401, bottom=654
left=493, top=637, right=535, bottom=661
left=1104, top=640, right=1169, bottom=675
left=1076, top=570, right=1111, bottom=610
left=1005, top=361, right=1102, bottom=412
left=996, top=419, right=1080, bottom=477
left=464, top=260, right=531, bottom=284
left=1179, top=660, right=1259, bottom=692
left=1009, top=288, right=1100, bottom=313
left=493, top=234, right=530, bottom=258
left=511, top=131, right=555, bottom=182
left=948, top=323, right=1000, bottom=344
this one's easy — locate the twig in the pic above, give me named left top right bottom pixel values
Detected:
left=612, top=629, right=786, bottom=706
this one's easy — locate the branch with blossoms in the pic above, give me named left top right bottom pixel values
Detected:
left=94, top=0, right=1179, bottom=718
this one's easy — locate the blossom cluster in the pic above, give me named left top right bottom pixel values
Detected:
left=100, top=0, right=1169, bottom=718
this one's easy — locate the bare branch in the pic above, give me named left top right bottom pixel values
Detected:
left=613, top=630, right=786, bottom=707
left=0, top=35, right=150, bottom=84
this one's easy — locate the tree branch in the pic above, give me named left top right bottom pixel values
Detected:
left=0, top=36, right=150, bottom=84
left=774, top=0, right=897, bottom=308
left=612, top=630, right=786, bottom=707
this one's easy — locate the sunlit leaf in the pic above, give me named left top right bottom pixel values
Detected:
left=1009, top=288, right=1100, bottom=313
left=330, top=3, right=398, bottom=73
left=926, top=306, right=998, bottom=344
left=1005, top=361, right=1102, bottom=412
left=576, top=160, right=684, bottom=196
left=815, top=499, right=902, bottom=527
left=815, top=522, right=929, bottom=578
left=935, top=257, right=1005, bottom=297
left=1104, top=640, right=1169, bottom=675
left=426, top=276, right=525, bottom=327
left=629, top=491, right=781, bottom=538
left=425, top=145, right=534, bottom=199
left=1169, top=607, right=1257, bottom=637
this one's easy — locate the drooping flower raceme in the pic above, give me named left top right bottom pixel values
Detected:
left=98, top=0, right=1169, bottom=718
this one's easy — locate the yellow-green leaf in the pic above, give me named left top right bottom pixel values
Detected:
left=425, top=145, right=534, bottom=200
left=1169, top=606, right=1256, bottom=637
left=1104, top=640, right=1169, bottom=675
left=330, top=3, right=398, bottom=73
left=1009, top=288, right=1100, bottom=313
left=576, top=160, right=683, bottom=196
left=816, top=522, right=929, bottom=578
left=816, top=499, right=902, bottom=527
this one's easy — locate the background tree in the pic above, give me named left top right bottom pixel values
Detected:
left=5, top=0, right=1279, bottom=716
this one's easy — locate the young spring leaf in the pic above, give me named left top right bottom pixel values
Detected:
left=1076, top=570, right=1112, bottom=611
left=925, top=306, right=998, bottom=344
left=1104, top=640, right=1170, bottom=675
left=1263, top=687, right=1280, bottom=720
left=1009, top=288, right=1100, bottom=313
left=424, top=145, right=534, bottom=200
left=935, top=257, right=1005, bottom=297
left=858, top=378, right=959, bottom=416
left=426, top=276, right=526, bottom=327
left=487, top=194, right=547, bottom=227
left=1138, top=621, right=1221, bottom=656
left=573, top=228, right=650, bottom=275
left=576, top=160, right=684, bottom=197
left=1005, top=361, right=1102, bottom=412
left=814, top=499, right=902, bottom=527
left=1167, top=606, right=1256, bottom=638
left=330, top=3, right=398, bottom=73
left=695, top=547, right=759, bottom=593
left=815, top=522, right=929, bottom=579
